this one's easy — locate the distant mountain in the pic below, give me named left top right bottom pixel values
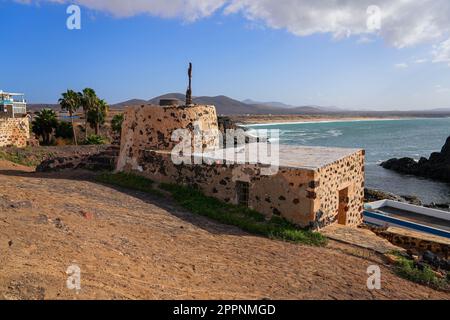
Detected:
left=29, top=94, right=450, bottom=116
left=30, top=97, right=338, bottom=116
left=110, top=99, right=148, bottom=109
left=289, top=106, right=325, bottom=114
left=242, top=99, right=295, bottom=109
left=144, top=93, right=281, bottom=115
left=429, top=107, right=450, bottom=112
left=27, top=104, right=60, bottom=112
left=194, top=95, right=264, bottom=115
left=147, top=93, right=186, bottom=105
left=310, top=106, right=344, bottom=112
left=243, top=99, right=346, bottom=113
left=110, top=93, right=330, bottom=115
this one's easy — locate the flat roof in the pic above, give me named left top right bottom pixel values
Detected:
left=0, top=91, right=24, bottom=96
left=278, top=144, right=361, bottom=169
left=150, top=143, right=362, bottom=170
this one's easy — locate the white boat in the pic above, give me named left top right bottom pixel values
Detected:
left=364, top=199, right=450, bottom=239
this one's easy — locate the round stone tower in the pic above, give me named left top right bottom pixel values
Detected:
left=116, top=103, right=220, bottom=172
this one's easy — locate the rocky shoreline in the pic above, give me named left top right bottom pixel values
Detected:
left=381, top=136, right=450, bottom=183
left=364, top=188, right=450, bottom=211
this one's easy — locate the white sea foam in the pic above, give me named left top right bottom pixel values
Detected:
left=243, top=117, right=420, bottom=127
left=327, top=129, right=343, bottom=137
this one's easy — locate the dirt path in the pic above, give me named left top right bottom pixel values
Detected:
left=0, top=162, right=448, bottom=300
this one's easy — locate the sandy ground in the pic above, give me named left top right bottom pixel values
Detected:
left=0, top=161, right=448, bottom=300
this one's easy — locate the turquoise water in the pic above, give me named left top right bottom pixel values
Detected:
left=246, top=118, right=450, bottom=204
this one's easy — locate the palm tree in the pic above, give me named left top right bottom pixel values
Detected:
left=97, top=99, right=109, bottom=135
left=87, top=98, right=109, bottom=135
left=59, top=90, right=81, bottom=145
left=111, top=113, right=124, bottom=136
left=32, top=109, right=58, bottom=145
left=81, top=88, right=98, bottom=139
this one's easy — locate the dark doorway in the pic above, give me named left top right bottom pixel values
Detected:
left=338, top=187, right=349, bottom=225
left=236, top=181, right=250, bottom=207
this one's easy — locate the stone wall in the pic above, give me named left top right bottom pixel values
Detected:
left=0, top=117, right=30, bottom=148
left=313, top=150, right=365, bottom=228
left=118, top=148, right=364, bottom=228
left=36, top=145, right=119, bottom=172
left=116, top=104, right=365, bottom=229
left=117, top=104, right=219, bottom=172
left=119, top=149, right=318, bottom=227
left=370, top=226, right=449, bottom=258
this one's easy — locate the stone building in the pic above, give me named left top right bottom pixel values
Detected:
left=1, top=91, right=27, bottom=119
left=0, top=90, right=30, bottom=148
left=0, top=118, right=30, bottom=148
left=117, top=102, right=365, bottom=229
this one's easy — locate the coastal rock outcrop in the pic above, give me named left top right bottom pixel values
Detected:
left=217, top=116, right=237, bottom=133
left=364, top=188, right=449, bottom=210
left=381, top=136, right=450, bottom=183
left=364, top=188, right=422, bottom=205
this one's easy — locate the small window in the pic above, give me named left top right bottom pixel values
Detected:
left=236, top=181, right=250, bottom=207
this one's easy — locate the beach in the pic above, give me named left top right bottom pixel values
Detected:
left=231, top=115, right=415, bottom=125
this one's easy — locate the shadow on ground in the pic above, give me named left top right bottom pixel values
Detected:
left=0, top=168, right=251, bottom=238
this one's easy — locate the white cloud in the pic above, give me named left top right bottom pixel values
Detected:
left=224, top=0, right=450, bottom=49
left=16, top=0, right=228, bottom=20
left=233, top=0, right=450, bottom=67
left=357, top=36, right=376, bottom=44
left=432, top=38, right=450, bottom=66
left=16, top=1, right=450, bottom=51
left=394, top=63, right=408, bottom=69
left=435, top=85, right=450, bottom=93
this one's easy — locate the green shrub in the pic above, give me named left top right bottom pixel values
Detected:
left=32, top=109, right=58, bottom=145
left=97, top=172, right=154, bottom=192
left=0, top=149, right=33, bottom=166
left=111, top=114, right=124, bottom=135
left=160, top=183, right=327, bottom=246
left=96, top=173, right=328, bottom=247
left=391, top=252, right=449, bottom=289
left=0, top=147, right=52, bottom=167
left=55, top=121, right=74, bottom=139
left=83, top=134, right=106, bottom=145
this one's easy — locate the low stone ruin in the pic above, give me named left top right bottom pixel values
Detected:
left=36, top=145, right=119, bottom=172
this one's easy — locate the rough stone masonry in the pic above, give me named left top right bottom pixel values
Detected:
left=0, top=117, right=30, bottom=148
left=117, top=103, right=365, bottom=229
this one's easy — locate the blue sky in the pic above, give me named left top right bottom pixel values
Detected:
left=2, top=0, right=450, bottom=110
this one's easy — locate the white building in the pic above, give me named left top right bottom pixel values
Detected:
left=0, top=90, right=27, bottom=118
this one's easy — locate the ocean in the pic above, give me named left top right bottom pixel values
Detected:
left=245, top=118, right=450, bottom=204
